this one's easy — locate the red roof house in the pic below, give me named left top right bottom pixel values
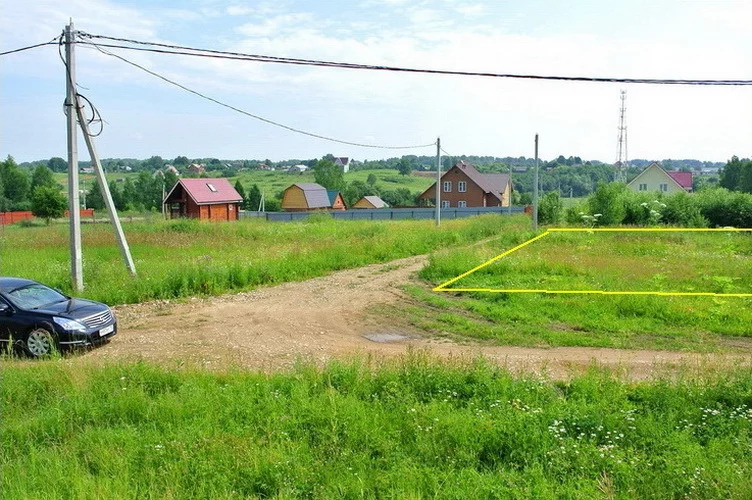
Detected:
left=163, top=178, right=243, bottom=221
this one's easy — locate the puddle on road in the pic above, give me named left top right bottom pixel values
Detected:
left=363, top=333, right=411, bottom=343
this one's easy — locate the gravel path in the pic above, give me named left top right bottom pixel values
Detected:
left=83, top=255, right=749, bottom=379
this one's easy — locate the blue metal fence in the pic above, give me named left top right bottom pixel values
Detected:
left=240, top=206, right=525, bottom=222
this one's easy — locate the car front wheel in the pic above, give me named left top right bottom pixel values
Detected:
left=25, top=328, right=57, bottom=358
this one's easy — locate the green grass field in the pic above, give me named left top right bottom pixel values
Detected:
left=232, top=168, right=433, bottom=198
left=2, top=355, right=751, bottom=498
left=409, top=230, right=752, bottom=351
left=0, top=215, right=519, bottom=305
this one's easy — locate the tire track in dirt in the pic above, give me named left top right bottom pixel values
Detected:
left=85, top=254, right=750, bottom=379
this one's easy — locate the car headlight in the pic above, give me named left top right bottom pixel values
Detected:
left=53, top=317, right=87, bottom=332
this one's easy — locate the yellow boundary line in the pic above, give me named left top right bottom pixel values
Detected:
left=434, top=227, right=752, bottom=298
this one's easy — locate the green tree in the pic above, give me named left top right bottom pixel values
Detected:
left=397, top=158, right=413, bottom=176
left=47, top=157, right=67, bottom=173
left=109, top=181, right=127, bottom=211
left=31, top=186, right=67, bottom=224
left=234, top=180, right=246, bottom=202
left=0, top=156, right=30, bottom=207
left=313, top=159, right=345, bottom=191
left=246, top=184, right=262, bottom=211
left=366, top=173, right=377, bottom=186
left=173, top=156, right=189, bottom=167
left=720, top=156, right=742, bottom=191
left=143, top=156, right=165, bottom=171
left=135, top=171, right=163, bottom=210
left=164, top=170, right=179, bottom=193
left=31, top=165, right=58, bottom=192
left=122, top=178, right=138, bottom=209
left=87, top=180, right=105, bottom=209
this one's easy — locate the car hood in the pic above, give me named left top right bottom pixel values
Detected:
left=35, top=298, right=109, bottom=319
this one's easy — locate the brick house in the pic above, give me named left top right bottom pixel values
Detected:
left=418, top=161, right=512, bottom=208
left=163, top=178, right=243, bottom=221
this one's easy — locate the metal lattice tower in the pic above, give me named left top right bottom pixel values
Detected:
left=615, top=90, right=629, bottom=182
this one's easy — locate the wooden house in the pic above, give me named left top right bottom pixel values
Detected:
left=353, top=195, right=389, bottom=209
left=418, top=161, right=512, bottom=208
left=281, top=183, right=346, bottom=211
left=627, top=162, right=693, bottom=193
left=163, top=178, right=243, bottom=221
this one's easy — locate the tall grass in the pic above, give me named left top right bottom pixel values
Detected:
left=412, top=230, right=752, bottom=351
left=1, top=215, right=522, bottom=305
left=2, top=355, right=751, bottom=498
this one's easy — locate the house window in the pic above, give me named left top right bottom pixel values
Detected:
left=207, top=183, right=217, bottom=192
left=639, top=183, right=647, bottom=191
left=660, top=183, right=668, bottom=192
left=458, top=181, right=467, bottom=193
left=441, top=200, right=450, bottom=208
left=443, top=181, right=452, bottom=193
left=458, top=201, right=467, bottom=208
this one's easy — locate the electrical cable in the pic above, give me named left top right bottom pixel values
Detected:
left=0, top=39, right=56, bottom=57
left=58, top=34, right=105, bottom=138
left=83, top=42, right=437, bottom=150
left=77, top=32, right=752, bottom=86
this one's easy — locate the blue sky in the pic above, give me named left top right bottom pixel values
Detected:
left=1, top=0, right=751, bottom=163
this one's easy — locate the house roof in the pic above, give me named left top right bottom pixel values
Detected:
left=165, top=178, right=243, bottom=205
left=334, top=157, right=350, bottom=166
left=361, top=195, right=388, bottom=208
left=420, top=161, right=510, bottom=202
left=326, top=190, right=342, bottom=205
left=666, top=171, right=693, bottom=189
left=292, top=183, right=331, bottom=209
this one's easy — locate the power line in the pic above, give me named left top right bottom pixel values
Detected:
left=0, top=39, right=57, bottom=57
left=77, top=32, right=752, bottom=86
left=83, top=42, right=436, bottom=150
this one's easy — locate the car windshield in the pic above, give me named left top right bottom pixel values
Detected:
left=7, top=284, right=67, bottom=310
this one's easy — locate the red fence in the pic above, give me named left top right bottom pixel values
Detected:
left=0, top=211, right=34, bottom=225
left=0, top=209, right=96, bottom=225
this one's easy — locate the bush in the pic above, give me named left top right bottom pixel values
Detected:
left=538, top=191, right=563, bottom=225
left=695, top=188, right=752, bottom=227
left=587, top=183, right=627, bottom=225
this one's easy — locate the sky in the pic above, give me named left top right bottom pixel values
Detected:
left=1, top=0, right=751, bottom=164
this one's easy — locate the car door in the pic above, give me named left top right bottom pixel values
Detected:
left=0, top=296, right=28, bottom=345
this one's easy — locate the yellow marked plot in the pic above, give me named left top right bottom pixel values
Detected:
left=434, top=228, right=752, bottom=298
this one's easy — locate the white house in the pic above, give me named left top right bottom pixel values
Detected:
left=627, top=162, right=693, bottom=194
left=334, top=157, right=351, bottom=173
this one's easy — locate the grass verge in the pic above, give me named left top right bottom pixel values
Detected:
left=2, top=354, right=751, bottom=498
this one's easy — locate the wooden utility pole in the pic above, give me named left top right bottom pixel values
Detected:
left=435, top=137, right=441, bottom=226
left=65, top=21, right=83, bottom=291
left=533, top=133, right=539, bottom=231
left=65, top=20, right=137, bottom=286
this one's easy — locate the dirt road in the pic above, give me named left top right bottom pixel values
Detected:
left=86, top=255, right=748, bottom=379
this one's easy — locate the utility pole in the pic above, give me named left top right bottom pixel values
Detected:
left=508, top=163, right=512, bottom=215
left=533, top=134, right=539, bottom=231
left=615, top=90, right=628, bottom=182
left=435, top=137, right=441, bottom=226
left=65, top=19, right=137, bottom=285
left=65, top=21, right=83, bottom=291
left=76, top=107, right=137, bottom=275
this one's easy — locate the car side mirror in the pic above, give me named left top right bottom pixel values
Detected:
left=0, top=303, right=10, bottom=315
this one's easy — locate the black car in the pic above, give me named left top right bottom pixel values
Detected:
left=0, top=277, right=117, bottom=357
